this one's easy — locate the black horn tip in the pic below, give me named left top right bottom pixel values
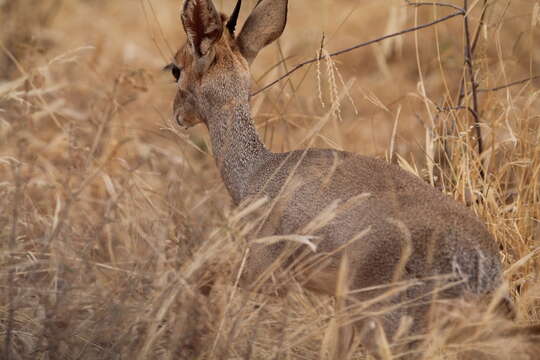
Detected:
left=226, top=0, right=242, bottom=35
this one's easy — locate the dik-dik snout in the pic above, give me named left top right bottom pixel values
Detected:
left=172, top=86, right=201, bottom=128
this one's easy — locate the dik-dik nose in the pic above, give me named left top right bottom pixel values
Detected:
left=173, top=109, right=187, bottom=129
left=172, top=89, right=200, bottom=128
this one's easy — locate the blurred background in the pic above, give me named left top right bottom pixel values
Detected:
left=2, top=0, right=538, bottom=156
left=1, top=0, right=539, bottom=359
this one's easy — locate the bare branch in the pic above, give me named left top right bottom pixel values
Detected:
left=405, top=0, right=465, bottom=12
left=457, top=0, right=489, bottom=106
left=436, top=105, right=468, bottom=112
left=251, top=10, right=464, bottom=97
left=471, top=0, right=489, bottom=53
left=462, top=0, right=484, bottom=179
left=478, top=75, right=540, bottom=93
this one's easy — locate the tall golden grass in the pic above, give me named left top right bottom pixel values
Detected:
left=1, top=0, right=539, bottom=358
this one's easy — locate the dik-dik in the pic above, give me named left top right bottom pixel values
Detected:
left=167, top=0, right=535, bottom=358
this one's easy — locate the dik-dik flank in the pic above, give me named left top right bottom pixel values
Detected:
left=168, top=0, right=531, bottom=358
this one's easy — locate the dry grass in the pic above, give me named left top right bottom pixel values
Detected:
left=1, top=0, right=539, bottom=359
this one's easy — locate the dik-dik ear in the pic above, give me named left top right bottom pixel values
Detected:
left=181, top=0, right=223, bottom=57
left=236, top=0, right=288, bottom=65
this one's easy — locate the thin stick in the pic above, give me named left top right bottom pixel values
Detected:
left=463, top=0, right=485, bottom=179
left=439, top=72, right=540, bottom=108
left=471, top=0, right=489, bottom=54
left=457, top=0, right=489, bottom=106
left=251, top=10, right=464, bottom=97
left=478, top=75, right=540, bottom=93
left=405, top=0, right=464, bottom=12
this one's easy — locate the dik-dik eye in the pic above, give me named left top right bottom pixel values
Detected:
left=171, top=65, right=181, bottom=82
left=164, top=63, right=182, bottom=82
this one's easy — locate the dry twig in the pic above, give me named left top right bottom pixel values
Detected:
left=251, top=9, right=465, bottom=96
left=478, top=75, right=540, bottom=93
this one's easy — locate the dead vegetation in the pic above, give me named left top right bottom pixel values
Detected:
left=0, top=0, right=539, bottom=359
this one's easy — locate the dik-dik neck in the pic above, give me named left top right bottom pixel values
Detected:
left=205, top=100, right=270, bottom=204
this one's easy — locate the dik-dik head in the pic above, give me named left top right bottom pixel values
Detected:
left=169, top=0, right=288, bottom=128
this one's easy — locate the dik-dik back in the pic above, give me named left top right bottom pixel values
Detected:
left=169, top=0, right=508, bottom=357
left=243, top=149, right=501, bottom=296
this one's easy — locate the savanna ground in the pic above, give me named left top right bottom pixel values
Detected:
left=1, top=0, right=539, bottom=359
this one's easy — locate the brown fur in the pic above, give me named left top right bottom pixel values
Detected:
left=169, top=0, right=537, bottom=358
